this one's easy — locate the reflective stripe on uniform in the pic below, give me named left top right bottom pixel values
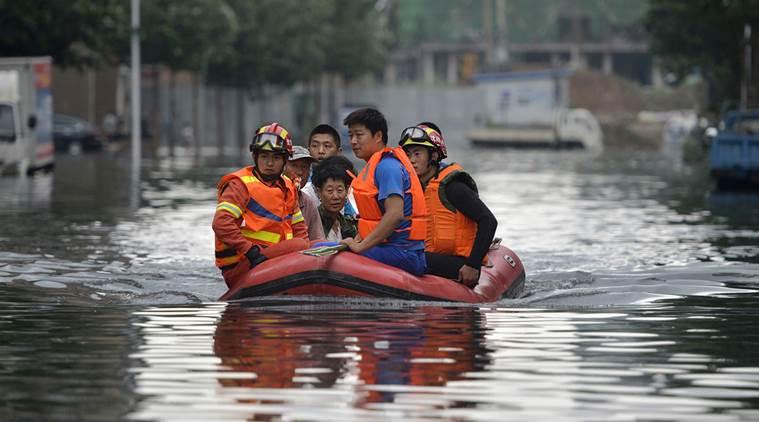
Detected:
left=246, top=196, right=283, bottom=222
left=241, top=228, right=281, bottom=244
left=291, top=210, right=304, bottom=224
left=216, top=201, right=243, bottom=218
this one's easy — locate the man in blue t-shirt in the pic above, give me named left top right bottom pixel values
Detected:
left=339, top=108, right=427, bottom=276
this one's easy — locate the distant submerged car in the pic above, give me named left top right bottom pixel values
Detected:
left=709, top=110, right=759, bottom=188
left=53, top=113, right=105, bottom=153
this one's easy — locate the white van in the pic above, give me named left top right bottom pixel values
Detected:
left=0, top=56, right=54, bottom=175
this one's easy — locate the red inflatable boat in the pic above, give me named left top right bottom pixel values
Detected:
left=220, top=244, right=525, bottom=303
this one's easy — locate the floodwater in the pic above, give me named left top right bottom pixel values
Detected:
left=2, top=143, right=759, bottom=421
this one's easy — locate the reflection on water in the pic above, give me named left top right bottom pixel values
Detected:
left=118, top=301, right=759, bottom=421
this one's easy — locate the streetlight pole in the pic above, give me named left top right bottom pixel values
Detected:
left=131, top=0, right=141, bottom=175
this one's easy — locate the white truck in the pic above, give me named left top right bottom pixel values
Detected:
left=0, top=56, right=54, bottom=175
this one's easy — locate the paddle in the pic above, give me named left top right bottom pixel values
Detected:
left=301, top=243, right=349, bottom=257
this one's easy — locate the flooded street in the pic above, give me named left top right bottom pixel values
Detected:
left=2, top=144, right=759, bottom=421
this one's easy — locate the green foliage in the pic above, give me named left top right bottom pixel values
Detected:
left=207, top=0, right=329, bottom=89
left=207, top=0, right=389, bottom=90
left=645, top=0, right=759, bottom=110
left=0, top=0, right=127, bottom=68
left=140, top=0, right=237, bottom=72
left=0, top=0, right=389, bottom=86
left=325, top=0, right=390, bottom=78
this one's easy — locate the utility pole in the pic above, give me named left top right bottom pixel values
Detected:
left=483, top=0, right=493, bottom=66
left=131, top=0, right=141, bottom=177
left=494, top=0, right=508, bottom=65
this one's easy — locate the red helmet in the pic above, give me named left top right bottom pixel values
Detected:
left=398, top=124, right=447, bottom=159
left=250, top=122, right=294, bottom=157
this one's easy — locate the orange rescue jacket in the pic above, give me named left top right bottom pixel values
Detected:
left=351, top=147, right=427, bottom=242
left=424, top=163, right=480, bottom=260
left=214, top=167, right=302, bottom=269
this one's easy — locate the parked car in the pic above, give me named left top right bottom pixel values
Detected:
left=53, top=113, right=105, bottom=153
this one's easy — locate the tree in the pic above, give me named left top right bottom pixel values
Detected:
left=206, top=0, right=335, bottom=156
left=204, top=0, right=391, bottom=151
left=139, top=0, right=237, bottom=155
left=645, top=0, right=759, bottom=111
left=140, top=0, right=236, bottom=73
left=324, top=0, right=390, bottom=79
left=0, top=0, right=127, bottom=68
left=206, top=0, right=332, bottom=91
left=309, top=0, right=390, bottom=128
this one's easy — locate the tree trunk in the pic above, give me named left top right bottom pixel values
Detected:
left=150, top=66, right=161, bottom=157
left=309, top=78, right=318, bottom=129
left=216, top=86, right=225, bottom=157
left=192, top=73, right=201, bottom=158
left=257, top=86, right=266, bottom=125
left=318, top=73, right=329, bottom=123
left=168, top=69, right=176, bottom=158
left=333, top=73, right=345, bottom=127
left=237, top=89, right=246, bottom=166
left=752, top=37, right=759, bottom=109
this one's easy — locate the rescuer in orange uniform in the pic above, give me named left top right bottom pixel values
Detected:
left=212, top=122, right=310, bottom=287
left=399, top=122, right=498, bottom=287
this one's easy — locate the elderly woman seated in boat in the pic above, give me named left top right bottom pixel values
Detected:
left=312, top=155, right=358, bottom=241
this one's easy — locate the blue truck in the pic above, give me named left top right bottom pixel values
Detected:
left=709, top=110, right=759, bottom=187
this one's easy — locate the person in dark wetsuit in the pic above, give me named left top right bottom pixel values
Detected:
left=399, top=122, right=498, bottom=287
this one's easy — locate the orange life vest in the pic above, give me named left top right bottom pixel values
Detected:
left=214, top=167, right=302, bottom=270
left=351, top=147, right=427, bottom=242
left=424, top=163, right=480, bottom=260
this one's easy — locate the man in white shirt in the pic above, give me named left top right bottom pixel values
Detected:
left=304, top=124, right=357, bottom=217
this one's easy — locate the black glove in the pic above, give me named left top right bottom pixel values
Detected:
left=245, top=245, right=267, bottom=267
